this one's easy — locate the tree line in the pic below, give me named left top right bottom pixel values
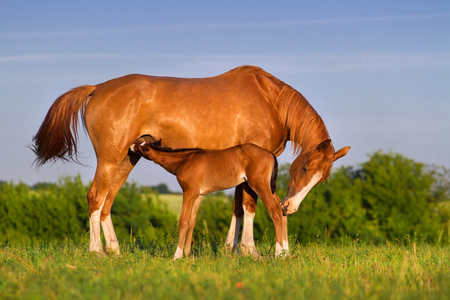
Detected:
left=1, top=151, right=449, bottom=245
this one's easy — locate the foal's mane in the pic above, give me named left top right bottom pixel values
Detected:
left=275, top=85, right=330, bottom=155
left=146, top=140, right=203, bottom=153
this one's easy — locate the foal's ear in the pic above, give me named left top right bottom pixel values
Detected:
left=334, top=146, right=351, bottom=161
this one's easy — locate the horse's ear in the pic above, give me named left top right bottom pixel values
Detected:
left=334, top=146, right=351, bottom=161
left=316, top=139, right=331, bottom=152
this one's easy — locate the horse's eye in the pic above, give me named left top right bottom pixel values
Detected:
left=303, top=166, right=307, bottom=173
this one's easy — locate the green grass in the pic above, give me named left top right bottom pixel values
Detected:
left=1, top=237, right=449, bottom=299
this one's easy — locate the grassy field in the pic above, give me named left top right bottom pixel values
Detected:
left=158, top=193, right=183, bottom=217
left=1, top=237, right=449, bottom=299
left=158, top=192, right=231, bottom=217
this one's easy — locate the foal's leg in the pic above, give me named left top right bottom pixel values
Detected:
left=184, top=194, right=204, bottom=257
left=87, top=160, right=119, bottom=254
left=240, top=184, right=259, bottom=257
left=174, top=190, right=200, bottom=260
left=247, top=181, right=285, bottom=257
left=225, top=184, right=244, bottom=253
left=273, top=193, right=289, bottom=254
left=100, top=153, right=141, bottom=255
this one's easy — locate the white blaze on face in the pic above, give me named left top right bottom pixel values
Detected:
left=290, top=171, right=323, bottom=211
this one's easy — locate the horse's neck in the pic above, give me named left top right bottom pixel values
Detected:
left=146, top=148, right=192, bottom=175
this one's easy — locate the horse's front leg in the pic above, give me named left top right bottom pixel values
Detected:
left=225, top=184, right=244, bottom=254
left=173, top=190, right=199, bottom=260
left=282, top=215, right=289, bottom=255
left=240, top=183, right=259, bottom=258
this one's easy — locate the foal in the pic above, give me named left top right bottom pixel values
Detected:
left=131, top=138, right=287, bottom=260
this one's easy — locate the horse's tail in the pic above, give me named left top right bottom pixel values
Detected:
left=270, top=154, right=278, bottom=194
left=31, top=85, right=96, bottom=167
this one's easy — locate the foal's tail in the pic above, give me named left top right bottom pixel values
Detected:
left=31, top=85, right=96, bottom=166
left=270, top=154, right=278, bottom=194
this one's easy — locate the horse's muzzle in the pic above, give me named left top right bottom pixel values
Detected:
left=280, top=199, right=289, bottom=216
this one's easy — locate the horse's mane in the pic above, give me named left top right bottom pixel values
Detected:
left=226, top=65, right=278, bottom=79
left=226, top=66, right=330, bottom=154
left=275, top=85, right=330, bottom=155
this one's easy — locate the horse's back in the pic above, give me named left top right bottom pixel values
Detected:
left=83, top=68, right=287, bottom=158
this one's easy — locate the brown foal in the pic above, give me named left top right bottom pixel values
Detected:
left=131, top=138, right=288, bottom=260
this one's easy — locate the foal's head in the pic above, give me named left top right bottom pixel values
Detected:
left=131, top=138, right=161, bottom=160
left=281, top=139, right=350, bottom=215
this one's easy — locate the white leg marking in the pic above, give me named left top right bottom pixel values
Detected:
left=173, top=246, right=184, bottom=260
left=225, top=214, right=243, bottom=252
left=101, top=214, right=120, bottom=255
left=240, top=206, right=259, bottom=257
left=89, top=198, right=106, bottom=253
left=225, top=215, right=237, bottom=247
left=275, top=242, right=283, bottom=257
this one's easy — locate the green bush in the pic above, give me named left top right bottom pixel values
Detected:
left=0, top=175, right=88, bottom=241
left=0, top=177, right=177, bottom=246
left=112, top=181, right=177, bottom=244
left=1, top=151, right=448, bottom=246
left=278, top=151, right=450, bottom=244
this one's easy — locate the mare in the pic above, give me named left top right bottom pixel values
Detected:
left=32, top=65, right=350, bottom=256
left=131, top=137, right=287, bottom=259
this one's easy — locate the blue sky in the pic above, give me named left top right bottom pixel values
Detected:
left=1, top=1, right=449, bottom=191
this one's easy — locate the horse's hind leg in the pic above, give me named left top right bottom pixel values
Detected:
left=225, top=184, right=244, bottom=254
left=100, top=152, right=141, bottom=255
left=87, top=160, right=120, bottom=254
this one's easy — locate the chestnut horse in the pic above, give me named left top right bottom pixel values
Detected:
left=32, top=65, right=350, bottom=256
left=131, top=138, right=287, bottom=259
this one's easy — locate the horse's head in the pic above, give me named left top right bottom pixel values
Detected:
left=281, top=139, right=350, bottom=215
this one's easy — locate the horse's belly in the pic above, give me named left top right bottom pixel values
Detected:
left=139, top=103, right=285, bottom=152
